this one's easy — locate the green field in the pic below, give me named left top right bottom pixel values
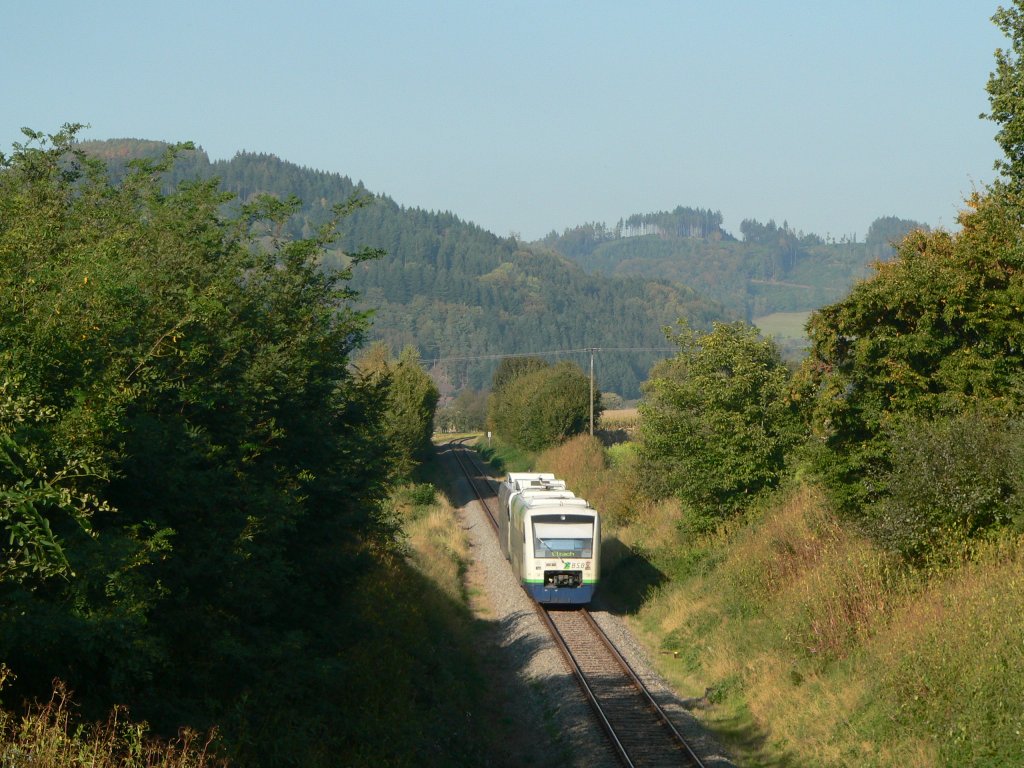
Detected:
left=754, top=310, right=811, bottom=340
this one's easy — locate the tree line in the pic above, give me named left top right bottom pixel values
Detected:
left=546, top=212, right=927, bottom=321
left=0, top=127, right=448, bottom=765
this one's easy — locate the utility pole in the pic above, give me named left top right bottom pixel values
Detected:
left=589, top=347, right=596, bottom=436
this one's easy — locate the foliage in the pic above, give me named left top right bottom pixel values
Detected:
left=0, top=125, right=407, bottom=765
left=356, top=343, right=440, bottom=480
left=0, top=379, right=105, bottom=582
left=638, top=321, right=802, bottom=519
left=489, top=356, right=549, bottom=394
left=984, top=1, right=1024, bottom=189
left=799, top=191, right=1024, bottom=524
left=866, top=409, right=1024, bottom=562
left=488, top=359, right=598, bottom=452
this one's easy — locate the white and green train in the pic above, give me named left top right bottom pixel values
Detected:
left=497, top=472, right=599, bottom=605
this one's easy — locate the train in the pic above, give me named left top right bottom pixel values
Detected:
left=497, top=472, right=600, bottom=604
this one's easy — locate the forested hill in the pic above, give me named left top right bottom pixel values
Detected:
left=78, top=140, right=727, bottom=399
left=541, top=209, right=929, bottom=321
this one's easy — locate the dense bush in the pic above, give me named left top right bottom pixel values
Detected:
left=866, top=409, right=1024, bottom=562
left=799, top=188, right=1024, bottom=537
left=638, top=321, right=802, bottom=521
left=0, top=125, right=417, bottom=765
left=488, top=358, right=597, bottom=451
left=356, top=343, right=440, bottom=480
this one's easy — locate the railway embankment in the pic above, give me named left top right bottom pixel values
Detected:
left=528, top=433, right=1024, bottom=767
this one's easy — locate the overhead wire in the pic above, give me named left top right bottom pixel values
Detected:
left=424, top=346, right=676, bottom=366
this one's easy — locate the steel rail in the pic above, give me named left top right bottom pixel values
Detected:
left=581, top=608, right=707, bottom=767
left=537, top=605, right=636, bottom=767
left=446, top=437, right=499, bottom=531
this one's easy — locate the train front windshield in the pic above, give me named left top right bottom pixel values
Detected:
left=532, top=514, right=594, bottom=559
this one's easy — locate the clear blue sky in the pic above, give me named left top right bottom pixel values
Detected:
left=2, top=1, right=1008, bottom=241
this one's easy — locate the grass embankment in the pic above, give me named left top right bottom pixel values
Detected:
left=471, top=435, right=535, bottom=474
left=529, top=434, right=1024, bottom=768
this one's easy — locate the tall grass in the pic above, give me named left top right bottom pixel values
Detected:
left=860, top=535, right=1024, bottom=766
left=0, top=675, right=221, bottom=768
left=719, top=485, right=903, bottom=661
left=616, top=476, right=1024, bottom=767
left=394, top=482, right=470, bottom=603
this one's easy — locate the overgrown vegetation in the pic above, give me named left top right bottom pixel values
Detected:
left=0, top=670, right=221, bottom=768
left=0, top=125, right=486, bottom=766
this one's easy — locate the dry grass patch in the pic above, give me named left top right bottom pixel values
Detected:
left=601, top=408, right=639, bottom=429
left=723, top=484, right=840, bottom=600
left=404, top=496, right=470, bottom=603
left=0, top=677, right=220, bottom=768
left=717, top=485, right=901, bottom=661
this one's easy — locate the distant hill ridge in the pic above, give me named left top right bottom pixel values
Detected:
left=540, top=211, right=930, bottom=324
left=75, top=139, right=734, bottom=399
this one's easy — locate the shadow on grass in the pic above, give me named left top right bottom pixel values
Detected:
left=593, top=536, right=668, bottom=615
left=697, top=702, right=807, bottom=768
left=470, top=442, right=505, bottom=474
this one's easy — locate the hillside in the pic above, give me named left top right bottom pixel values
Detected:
left=77, top=141, right=926, bottom=396
left=541, top=209, right=928, bottom=322
left=78, top=140, right=728, bottom=399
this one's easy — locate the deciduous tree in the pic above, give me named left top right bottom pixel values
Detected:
left=638, top=321, right=800, bottom=519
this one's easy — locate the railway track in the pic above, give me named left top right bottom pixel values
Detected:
left=542, top=607, right=705, bottom=767
left=447, top=438, right=707, bottom=767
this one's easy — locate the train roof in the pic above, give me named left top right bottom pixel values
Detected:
left=506, top=472, right=556, bottom=483
left=518, top=489, right=576, bottom=500
left=515, top=496, right=593, bottom=512
left=504, top=472, right=567, bottom=492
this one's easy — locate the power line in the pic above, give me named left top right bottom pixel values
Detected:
left=424, top=346, right=676, bottom=366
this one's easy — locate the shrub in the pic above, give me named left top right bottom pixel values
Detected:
left=638, top=321, right=802, bottom=518
left=867, top=409, right=1024, bottom=563
left=489, top=361, right=597, bottom=452
left=0, top=678, right=222, bottom=768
